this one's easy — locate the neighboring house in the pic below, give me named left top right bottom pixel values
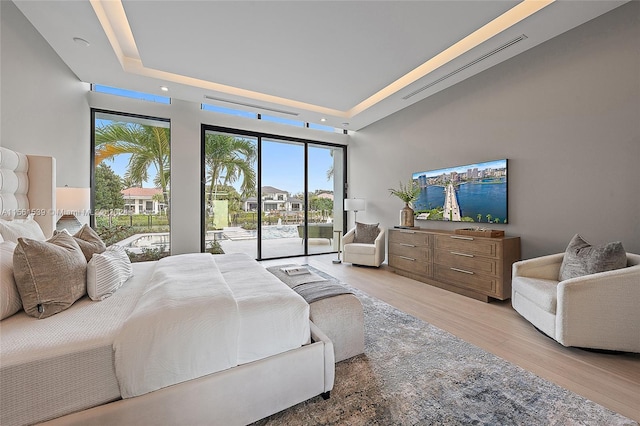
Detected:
left=316, top=191, right=333, bottom=201
left=121, top=187, right=167, bottom=214
left=243, top=186, right=304, bottom=212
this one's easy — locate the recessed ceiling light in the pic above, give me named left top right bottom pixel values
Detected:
left=320, top=118, right=327, bottom=122
left=342, top=122, right=350, bottom=127
left=160, top=86, right=169, bottom=92
left=73, top=37, right=90, bottom=47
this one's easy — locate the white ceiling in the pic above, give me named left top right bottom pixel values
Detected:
left=14, top=0, right=628, bottom=130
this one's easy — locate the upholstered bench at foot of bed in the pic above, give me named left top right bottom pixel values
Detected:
left=308, top=293, right=364, bottom=363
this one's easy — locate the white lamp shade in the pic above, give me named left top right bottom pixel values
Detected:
left=56, top=187, right=90, bottom=216
left=344, top=198, right=366, bottom=212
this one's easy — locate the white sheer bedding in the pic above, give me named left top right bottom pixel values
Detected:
left=1, top=253, right=310, bottom=425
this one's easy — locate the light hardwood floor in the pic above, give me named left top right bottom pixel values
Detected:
left=262, top=254, right=640, bottom=422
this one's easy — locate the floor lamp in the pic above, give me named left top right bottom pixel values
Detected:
left=344, top=198, right=366, bottom=227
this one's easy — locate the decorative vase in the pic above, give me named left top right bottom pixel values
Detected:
left=400, top=203, right=415, bottom=227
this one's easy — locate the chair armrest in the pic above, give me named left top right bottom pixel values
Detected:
left=512, top=253, right=564, bottom=281
left=374, top=227, right=385, bottom=247
left=374, top=227, right=386, bottom=264
left=342, top=228, right=355, bottom=245
left=556, top=263, right=640, bottom=351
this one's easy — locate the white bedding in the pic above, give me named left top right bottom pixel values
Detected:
left=114, top=253, right=310, bottom=397
left=114, top=254, right=241, bottom=398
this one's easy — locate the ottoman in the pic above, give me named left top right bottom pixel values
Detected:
left=308, top=293, right=364, bottom=362
left=266, top=265, right=365, bottom=362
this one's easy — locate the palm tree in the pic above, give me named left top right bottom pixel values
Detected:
left=95, top=122, right=171, bottom=216
left=203, top=134, right=257, bottom=214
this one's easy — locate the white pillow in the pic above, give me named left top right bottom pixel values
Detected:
left=0, top=215, right=46, bottom=243
left=87, top=245, right=133, bottom=301
left=1, top=241, right=22, bottom=319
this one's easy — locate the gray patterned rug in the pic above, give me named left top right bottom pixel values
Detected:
left=255, top=265, right=636, bottom=426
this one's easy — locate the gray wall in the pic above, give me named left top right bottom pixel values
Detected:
left=348, top=2, right=640, bottom=259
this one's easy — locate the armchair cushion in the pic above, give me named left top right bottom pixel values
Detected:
left=559, top=234, right=627, bottom=281
left=512, top=277, right=558, bottom=314
left=353, top=222, right=379, bottom=244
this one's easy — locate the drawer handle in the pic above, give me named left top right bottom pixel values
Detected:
left=400, top=243, right=416, bottom=247
left=400, top=230, right=416, bottom=234
left=398, top=256, right=416, bottom=261
left=451, top=251, right=474, bottom=258
left=450, top=267, right=474, bottom=275
left=451, top=235, right=474, bottom=240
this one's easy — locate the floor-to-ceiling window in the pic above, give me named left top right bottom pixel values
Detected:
left=202, top=125, right=346, bottom=260
left=91, top=109, right=171, bottom=262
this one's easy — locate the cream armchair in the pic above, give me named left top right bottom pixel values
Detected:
left=342, top=225, right=385, bottom=267
left=511, top=252, right=640, bottom=352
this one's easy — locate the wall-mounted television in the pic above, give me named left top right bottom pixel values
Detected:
left=412, top=159, right=508, bottom=224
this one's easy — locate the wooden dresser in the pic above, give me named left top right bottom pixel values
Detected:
left=388, top=228, right=521, bottom=302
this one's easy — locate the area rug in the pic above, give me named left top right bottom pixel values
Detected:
left=257, top=265, right=636, bottom=426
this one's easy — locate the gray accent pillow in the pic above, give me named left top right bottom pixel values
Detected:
left=559, top=234, right=627, bottom=281
left=13, top=231, right=87, bottom=319
left=354, top=222, right=380, bottom=244
left=56, top=224, right=106, bottom=262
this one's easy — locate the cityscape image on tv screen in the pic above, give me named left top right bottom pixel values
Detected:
left=412, top=159, right=508, bottom=223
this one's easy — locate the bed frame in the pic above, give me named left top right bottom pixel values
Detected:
left=0, top=147, right=335, bottom=425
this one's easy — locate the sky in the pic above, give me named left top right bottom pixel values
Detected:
left=98, top=124, right=335, bottom=195
left=94, top=85, right=337, bottom=195
left=412, top=159, right=507, bottom=179
left=104, top=145, right=334, bottom=194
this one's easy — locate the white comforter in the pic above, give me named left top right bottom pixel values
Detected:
left=113, top=253, right=309, bottom=398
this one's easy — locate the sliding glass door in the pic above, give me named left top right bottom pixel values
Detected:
left=260, top=138, right=305, bottom=258
left=202, top=126, right=346, bottom=260
left=202, top=130, right=258, bottom=258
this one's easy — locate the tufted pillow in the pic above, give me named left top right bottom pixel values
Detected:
left=559, top=234, right=627, bottom=281
left=13, top=232, right=87, bottom=319
left=353, top=222, right=380, bottom=244
left=87, top=245, right=133, bottom=301
left=0, top=215, right=46, bottom=243
left=1, top=241, right=22, bottom=320
left=56, top=224, right=106, bottom=262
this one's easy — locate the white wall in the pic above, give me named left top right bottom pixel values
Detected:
left=348, top=2, right=640, bottom=258
left=1, top=1, right=90, bottom=189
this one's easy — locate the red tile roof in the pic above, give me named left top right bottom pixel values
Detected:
left=121, top=187, right=163, bottom=197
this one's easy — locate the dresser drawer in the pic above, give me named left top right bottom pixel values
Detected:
left=389, top=243, right=431, bottom=262
left=434, top=234, right=500, bottom=258
left=389, top=255, right=432, bottom=277
left=434, top=250, right=500, bottom=277
left=433, top=264, right=498, bottom=295
left=389, top=230, right=431, bottom=247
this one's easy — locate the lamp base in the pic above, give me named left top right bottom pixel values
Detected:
left=56, top=215, right=82, bottom=234
left=332, top=259, right=342, bottom=264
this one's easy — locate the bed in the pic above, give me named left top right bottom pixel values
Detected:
left=0, top=147, right=335, bottom=426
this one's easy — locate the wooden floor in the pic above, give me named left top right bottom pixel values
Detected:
left=262, top=254, right=640, bottom=422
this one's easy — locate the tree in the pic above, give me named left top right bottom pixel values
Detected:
left=94, top=163, right=124, bottom=212
left=203, top=134, right=257, bottom=214
left=95, top=122, right=171, bottom=217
